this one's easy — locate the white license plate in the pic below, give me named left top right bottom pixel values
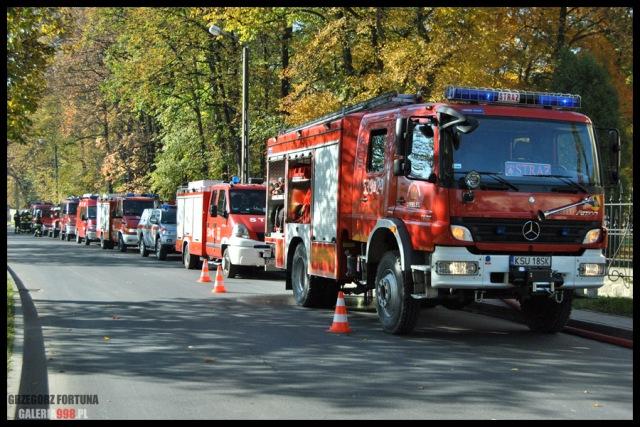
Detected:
left=510, top=256, right=551, bottom=267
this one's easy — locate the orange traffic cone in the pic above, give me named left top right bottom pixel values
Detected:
left=197, top=260, right=212, bottom=283
left=327, top=291, right=352, bottom=333
left=212, top=264, right=227, bottom=293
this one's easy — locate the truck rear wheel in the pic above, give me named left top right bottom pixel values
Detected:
left=222, top=248, right=239, bottom=279
left=183, top=243, right=198, bottom=269
left=84, top=234, right=90, bottom=245
left=117, top=234, right=127, bottom=252
left=520, top=291, right=573, bottom=333
left=374, top=251, right=421, bottom=335
left=66, top=232, right=72, bottom=242
left=290, top=243, right=325, bottom=307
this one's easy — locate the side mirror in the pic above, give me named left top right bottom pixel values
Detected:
left=437, top=106, right=478, bottom=134
left=395, top=117, right=408, bottom=156
left=393, top=158, right=404, bottom=176
left=210, top=205, right=217, bottom=217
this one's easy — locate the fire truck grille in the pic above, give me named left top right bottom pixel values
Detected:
left=452, top=218, right=601, bottom=244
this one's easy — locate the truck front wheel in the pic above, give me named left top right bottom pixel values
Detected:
left=520, top=291, right=573, bottom=333
left=374, top=251, right=421, bottom=335
left=290, top=243, right=325, bottom=307
left=222, top=248, right=239, bottom=279
left=117, top=234, right=127, bottom=252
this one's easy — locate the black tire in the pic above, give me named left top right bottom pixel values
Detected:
left=156, top=238, right=167, bottom=261
left=520, top=291, right=573, bottom=333
left=222, top=247, right=239, bottom=279
left=76, top=232, right=82, bottom=244
left=84, top=234, right=90, bottom=245
left=118, top=234, right=127, bottom=252
left=60, top=231, right=65, bottom=240
left=139, top=238, right=148, bottom=257
left=290, top=243, right=325, bottom=307
left=374, top=251, right=421, bottom=335
left=100, top=235, right=107, bottom=249
left=183, top=243, right=198, bottom=269
left=66, top=232, right=72, bottom=242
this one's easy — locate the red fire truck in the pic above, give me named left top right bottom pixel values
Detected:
left=264, top=87, right=620, bottom=335
left=97, top=193, right=159, bottom=251
left=75, top=194, right=99, bottom=245
left=59, top=196, right=79, bottom=241
left=176, top=179, right=270, bottom=277
left=46, top=205, right=62, bottom=238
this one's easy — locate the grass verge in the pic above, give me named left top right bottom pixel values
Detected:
left=7, top=273, right=16, bottom=371
left=573, top=295, right=633, bottom=317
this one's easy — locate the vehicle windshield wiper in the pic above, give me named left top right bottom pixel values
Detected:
left=458, top=171, right=519, bottom=191
left=523, top=174, right=589, bottom=193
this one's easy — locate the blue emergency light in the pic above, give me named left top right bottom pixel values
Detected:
left=231, top=175, right=241, bottom=184
left=444, top=86, right=581, bottom=109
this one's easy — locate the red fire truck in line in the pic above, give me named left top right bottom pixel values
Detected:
left=47, top=205, right=62, bottom=238
left=264, top=86, right=620, bottom=335
left=75, top=194, right=99, bottom=245
left=97, top=193, right=159, bottom=251
left=58, top=196, right=79, bottom=241
left=176, top=179, right=270, bottom=278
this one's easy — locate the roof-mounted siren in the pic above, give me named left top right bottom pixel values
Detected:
left=444, top=85, right=581, bottom=109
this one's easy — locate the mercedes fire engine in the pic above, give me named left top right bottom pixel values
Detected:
left=264, top=86, right=621, bottom=335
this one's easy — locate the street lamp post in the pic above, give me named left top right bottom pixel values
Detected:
left=209, top=24, right=250, bottom=184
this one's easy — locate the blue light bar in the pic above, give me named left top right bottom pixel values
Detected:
left=444, top=86, right=581, bottom=109
left=231, top=176, right=241, bottom=184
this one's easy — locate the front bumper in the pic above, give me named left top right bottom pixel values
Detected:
left=65, top=225, right=76, bottom=235
left=86, top=230, right=98, bottom=241
left=226, top=237, right=270, bottom=267
left=430, top=246, right=606, bottom=290
left=122, top=233, right=138, bottom=245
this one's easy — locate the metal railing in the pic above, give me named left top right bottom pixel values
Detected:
left=604, top=191, right=633, bottom=286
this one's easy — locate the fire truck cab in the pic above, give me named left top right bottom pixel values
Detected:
left=59, top=196, right=79, bottom=241
left=265, top=87, right=621, bottom=335
left=75, top=194, right=99, bottom=245
left=176, top=179, right=269, bottom=278
left=97, top=193, right=159, bottom=251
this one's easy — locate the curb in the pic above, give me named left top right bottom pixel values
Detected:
left=7, top=269, right=24, bottom=420
left=466, top=299, right=633, bottom=349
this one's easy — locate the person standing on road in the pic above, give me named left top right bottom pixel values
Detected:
left=14, top=211, right=21, bottom=233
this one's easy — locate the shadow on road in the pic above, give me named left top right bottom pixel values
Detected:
left=34, top=294, right=632, bottom=415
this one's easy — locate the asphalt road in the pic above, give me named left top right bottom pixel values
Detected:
left=6, top=231, right=634, bottom=420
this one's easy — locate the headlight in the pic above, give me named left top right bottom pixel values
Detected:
left=436, top=261, right=479, bottom=275
left=127, top=228, right=137, bottom=234
left=450, top=225, right=473, bottom=242
left=232, top=223, right=250, bottom=239
left=579, top=263, right=605, bottom=276
left=583, top=229, right=601, bottom=244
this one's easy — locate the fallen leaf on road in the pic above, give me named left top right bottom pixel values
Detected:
left=203, top=357, right=215, bottom=363
left=593, top=403, right=603, bottom=408
left=112, top=315, right=120, bottom=320
left=103, top=336, right=110, bottom=341
left=511, top=368, right=519, bottom=371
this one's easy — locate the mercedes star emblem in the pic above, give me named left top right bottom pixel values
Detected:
left=522, top=220, right=541, bottom=241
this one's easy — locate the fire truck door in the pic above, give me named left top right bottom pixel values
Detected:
left=353, top=122, right=393, bottom=241
left=213, top=190, right=228, bottom=257
left=206, top=190, right=219, bottom=258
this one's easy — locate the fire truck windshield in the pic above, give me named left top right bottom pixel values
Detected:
left=67, top=203, right=78, bottom=215
left=87, top=206, right=97, bottom=219
left=445, top=117, right=600, bottom=190
left=123, top=200, right=155, bottom=216
left=229, top=190, right=266, bottom=215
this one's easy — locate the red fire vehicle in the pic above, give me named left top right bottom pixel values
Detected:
left=97, top=193, right=159, bottom=251
left=264, top=87, right=620, bottom=335
left=59, top=196, right=79, bottom=241
left=75, top=194, right=99, bottom=245
left=47, top=206, right=62, bottom=238
left=176, top=179, right=270, bottom=277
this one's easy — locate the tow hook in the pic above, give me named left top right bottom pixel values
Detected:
left=553, top=291, right=564, bottom=304
left=474, top=290, right=485, bottom=303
